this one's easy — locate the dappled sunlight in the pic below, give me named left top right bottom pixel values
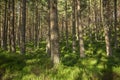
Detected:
left=0, top=40, right=120, bottom=80
left=0, top=0, right=120, bottom=79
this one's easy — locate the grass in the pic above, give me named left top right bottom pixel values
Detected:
left=0, top=40, right=120, bottom=80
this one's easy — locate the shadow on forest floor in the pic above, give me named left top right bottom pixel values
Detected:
left=0, top=41, right=120, bottom=80
left=0, top=48, right=53, bottom=80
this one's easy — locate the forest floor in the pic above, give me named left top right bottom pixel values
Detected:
left=0, top=41, right=120, bottom=80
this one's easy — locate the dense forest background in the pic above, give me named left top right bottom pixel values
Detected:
left=0, top=0, right=120, bottom=80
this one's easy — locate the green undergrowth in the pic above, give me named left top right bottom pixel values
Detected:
left=0, top=41, right=120, bottom=80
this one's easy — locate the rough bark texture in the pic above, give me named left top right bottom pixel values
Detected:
left=50, top=0, right=60, bottom=65
left=11, top=0, right=16, bottom=53
left=114, top=0, right=118, bottom=48
left=2, top=0, right=8, bottom=50
left=46, top=0, right=51, bottom=56
left=72, top=0, right=76, bottom=53
left=17, top=1, right=21, bottom=47
left=20, top=0, right=26, bottom=54
left=65, top=0, right=68, bottom=49
left=0, top=3, right=2, bottom=47
left=34, top=2, right=39, bottom=48
left=103, top=0, right=112, bottom=56
left=77, top=0, right=85, bottom=57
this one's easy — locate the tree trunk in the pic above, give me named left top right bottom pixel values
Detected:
left=77, top=0, right=85, bottom=57
left=20, top=0, right=26, bottom=54
left=32, top=2, right=35, bottom=44
left=103, top=0, right=112, bottom=56
left=75, top=0, right=79, bottom=41
left=0, top=2, right=2, bottom=47
left=114, top=0, right=118, bottom=48
left=2, top=0, right=8, bottom=50
left=34, top=1, right=39, bottom=48
left=10, top=0, right=16, bottom=53
left=17, top=1, right=21, bottom=47
left=50, top=0, right=60, bottom=65
left=46, top=0, right=51, bottom=55
left=94, top=0, right=98, bottom=41
left=72, top=0, right=76, bottom=53
left=88, top=0, right=92, bottom=43
left=65, top=0, right=68, bottom=49
left=100, top=0, right=104, bottom=40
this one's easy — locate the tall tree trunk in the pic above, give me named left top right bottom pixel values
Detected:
left=17, top=1, right=21, bottom=47
left=114, top=0, right=118, bottom=48
left=20, top=0, right=26, bottom=54
left=65, top=0, right=68, bottom=49
left=46, top=0, right=51, bottom=55
left=2, top=0, right=8, bottom=50
left=75, top=0, right=79, bottom=41
left=94, top=0, right=98, bottom=41
left=0, top=2, right=2, bottom=47
left=77, top=0, right=85, bottom=57
left=10, top=0, right=16, bottom=53
left=103, top=0, right=112, bottom=56
left=38, top=6, right=40, bottom=47
left=34, top=1, right=39, bottom=48
left=50, top=0, right=60, bottom=65
left=72, top=0, right=76, bottom=53
left=32, top=3, right=35, bottom=42
left=8, top=0, right=12, bottom=51
left=88, top=0, right=92, bottom=43
left=100, top=0, right=104, bottom=40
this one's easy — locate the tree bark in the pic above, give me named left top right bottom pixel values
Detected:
left=72, top=0, right=76, bottom=53
left=77, top=0, right=85, bottom=57
left=94, top=0, right=98, bottom=41
left=103, top=0, right=112, bottom=56
left=17, top=1, right=21, bottom=47
left=0, top=2, right=2, bottom=47
left=50, top=0, right=60, bottom=65
left=114, top=0, right=118, bottom=48
left=46, top=0, right=51, bottom=55
left=65, top=0, right=68, bottom=49
left=2, top=0, right=8, bottom=50
left=34, top=1, right=39, bottom=48
left=10, top=0, right=16, bottom=52
left=20, top=0, right=26, bottom=54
